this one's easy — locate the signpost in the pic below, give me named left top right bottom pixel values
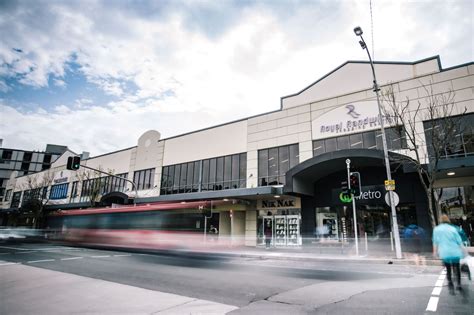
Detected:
left=384, top=179, right=396, bottom=191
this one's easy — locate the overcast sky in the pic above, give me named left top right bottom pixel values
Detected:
left=0, top=0, right=472, bottom=156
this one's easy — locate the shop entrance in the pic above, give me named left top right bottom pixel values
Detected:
left=257, top=210, right=302, bottom=247
left=314, top=203, right=418, bottom=242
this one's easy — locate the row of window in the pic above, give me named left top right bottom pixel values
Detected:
left=79, top=173, right=129, bottom=198
left=312, top=127, right=407, bottom=157
left=160, top=153, right=247, bottom=195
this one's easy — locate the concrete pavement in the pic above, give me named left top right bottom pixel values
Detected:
left=0, top=263, right=238, bottom=315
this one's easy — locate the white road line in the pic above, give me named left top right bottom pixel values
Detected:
left=61, top=257, right=84, bottom=261
left=0, top=262, right=20, bottom=266
left=15, top=251, right=38, bottom=254
left=426, top=269, right=445, bottom=312
left=426, top=296, right=439, bottom=312
left=27, top=259, right=55, bottom=264
left=0, top=245, right=30, bottom=250
left=90, top=255, right=111, bottom=258
left=431, top=287, right=442, bottom=296
left=435, top=279, right=444, bottom=287
left=113, top=254, right=132, bottom=257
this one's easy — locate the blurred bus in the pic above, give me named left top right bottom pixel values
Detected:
left=47, top=201, right=226, bottom=251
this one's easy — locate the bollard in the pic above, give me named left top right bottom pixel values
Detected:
left=390, top=231, right=394, bottom=251
left=365, top=232, right=368, bottom=252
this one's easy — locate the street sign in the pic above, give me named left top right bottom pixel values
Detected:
left=385, top=192, right=400, bottom=207
left=384, top=179, right=395, bottom=191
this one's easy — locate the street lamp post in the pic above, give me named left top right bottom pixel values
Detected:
left=353, top=26, right=402, bottom=259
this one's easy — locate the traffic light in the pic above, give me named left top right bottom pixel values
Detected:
left=67, top=156, right=81, bottom=170
left=340, top=180, right=350, bottom=195
left=350, top=172, right=361, bottom=197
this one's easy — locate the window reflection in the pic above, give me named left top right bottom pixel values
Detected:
left=160, top=153, right=247, bottom=195
left=258, top=144, right=299, bottom=186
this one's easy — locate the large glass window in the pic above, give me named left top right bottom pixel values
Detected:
left=50, top=183, right=69, bottom=200
left=133, top=168, right=155, bottom=190
left=160, top=153, right=247, bottom=195
left=11, top=191, right=22, bottom=208
left=424, top=113, right=474, bottom=159
left=258, top=144, right=299, bottom=186
left=312, top=127, right=407, bottom=157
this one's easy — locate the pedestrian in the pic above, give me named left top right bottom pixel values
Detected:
left=264, top=219, right=272, bottom=249
left=432, top=215, right=465, bottom=294
left=209, top=225, right=218, bottom=242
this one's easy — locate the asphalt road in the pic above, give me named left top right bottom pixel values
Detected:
left=1, top=241, right=472, bottom=314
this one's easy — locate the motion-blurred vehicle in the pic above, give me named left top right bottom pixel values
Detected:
left=47, top=201, right=228, bottom=252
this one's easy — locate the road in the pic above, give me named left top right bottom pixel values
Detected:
left=0, top=241, right=472, bottom=314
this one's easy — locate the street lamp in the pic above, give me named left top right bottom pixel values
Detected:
left=353, top=26, right=403, bottom=259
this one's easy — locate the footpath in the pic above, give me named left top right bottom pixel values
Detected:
left=0, top=263, right=238, bottom=315
left=171, top=242, right=474, bottom=267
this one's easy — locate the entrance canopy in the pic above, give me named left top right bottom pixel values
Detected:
left=284, top=149, right=407, bottom=196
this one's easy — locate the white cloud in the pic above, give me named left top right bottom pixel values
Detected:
left=0, top=0, right=472, bottom=155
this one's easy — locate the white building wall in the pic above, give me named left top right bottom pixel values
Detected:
left=162, top=120, right=247, bottom=166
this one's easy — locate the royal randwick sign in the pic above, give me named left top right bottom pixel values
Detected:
left=311, top=101, right=394, bottom=140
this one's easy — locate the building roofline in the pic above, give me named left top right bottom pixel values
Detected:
left=84, top=146, right=136, bottom=161
left=279, top=55, right=443, bottom=108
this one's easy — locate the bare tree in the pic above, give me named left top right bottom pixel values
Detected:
left=381, top=84, right=468, bottom=228
left=20, top=170, right=55, bottom=228
left=75, top=167, right=111, bottom=207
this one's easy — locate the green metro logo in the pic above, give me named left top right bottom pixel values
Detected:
left=339, top=192, right=353, bottom=203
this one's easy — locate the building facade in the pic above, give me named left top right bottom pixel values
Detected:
left=0, top=144, right=69, bottom=203
left=2, top=56, right=473, bottom=247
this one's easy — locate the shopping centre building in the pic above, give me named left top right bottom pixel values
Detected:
left=1, top=56, right=473, bottom=247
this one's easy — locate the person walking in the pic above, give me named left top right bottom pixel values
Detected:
left=432, top=215, right=465, bottom=294
left=264, top=219, right=273, bottom=249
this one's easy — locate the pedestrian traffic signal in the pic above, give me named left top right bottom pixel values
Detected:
left=350, top=172, right=361, bottom=196
left=341, top=180, right=350, bottom=195
left=67, top=156, right=81, bottom=170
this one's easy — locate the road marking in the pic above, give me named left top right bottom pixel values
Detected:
left=113, top=254, right=132, bottom=257
left=15, top=251, right=38, bottom=254
left=426, top=297, right=439, bottom=312
left=431, top=287, right=442, bottom=296
left=0, top=262, right=20, bottom=266
left=0, top=245, right=30, bottom=250
left=27, top=259, right=55, bottom=264
left=61, top=257, right=84, bottom=261
left=426, top=269, right=445, bottom=312
left=90, top=255, right=111, bottom=258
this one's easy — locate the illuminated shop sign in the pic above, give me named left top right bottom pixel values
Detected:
left=332, top=185, right=385, bottom=205
left=312, top=101, right=394, bottom=139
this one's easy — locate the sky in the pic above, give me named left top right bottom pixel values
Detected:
left=0, top=0, right=472, bottom=156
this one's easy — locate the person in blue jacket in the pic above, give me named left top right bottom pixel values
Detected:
left=432, top=215, right=465, bottom=294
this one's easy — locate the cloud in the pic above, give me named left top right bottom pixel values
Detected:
left=0, top=0, right=472, bottom=155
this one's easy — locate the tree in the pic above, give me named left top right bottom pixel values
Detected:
left=20, top=170, right=55, bottom=228
left=75, top=167, right=115, bottom=207
left=381, top=84, right=469, bottom=228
